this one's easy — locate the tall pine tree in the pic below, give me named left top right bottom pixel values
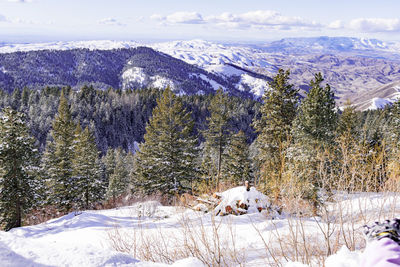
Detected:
left=293, top=73, right=337, bottom=147
left=0, top=108, right=39, bottom=230
left=223, top=130, right=252, bottom=185
left=42, top=88, right=76, bottom=212
left=202, top=88, right=231, bottom=188
left=253, top=69, right=298, bottom=197
left=290, top=73, right=337, bottom=209
left=106, top=148, right=130, bottom=205
left=335, top=100, right=360, bottom=191
left=134, top=87, right=198, bottom=196
left=72, top=123, right=105, bottom=210
left=386, top=100, right=400, bottom=189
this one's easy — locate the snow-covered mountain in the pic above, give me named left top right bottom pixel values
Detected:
left=1, top=37, right=400, bottom=109
left=151, top=38, right=400, bottom=109
left=260, top=36, right=400, bottom=55
left=349, top=81, right=400, bottom=110
left=0, top=46, right=270, bottom=97
left=0, top=39, right=273, bottom=98
left=0, top=40, right=141, bottom=53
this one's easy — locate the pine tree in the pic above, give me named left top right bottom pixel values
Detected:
left=252, top=69, right=298, bottom=196
left=72, top=123, right=105, bottom=210
left=0, top=108, right=39, bottom=231
left=223, top=130, right=252, bottom=185
left=21, top=87, right=30, bottom=111
left=386, top=100, right=400, bottom=190
left=11, top=88, right=21, bottom=111
left=290, top=73, right=337, bottom=209
left=337, top=100, right=358, bottom=138
left=293, top=73, right=337, bottom=147
left=389, top=100, right=400, bottom=146
left=103, top=148, right=116, bottom=182
left=199, top=144, right=217, bottom=188
left=134, top=87, right=199, bottom=196
left=202, top=88, right=231, bottom=188
left=106, top=148, right=130, bottom=205
left=335, top=100, right=359, bottom=191
left=42, top=89, right=76, bottom=211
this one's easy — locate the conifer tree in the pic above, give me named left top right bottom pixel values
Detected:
left=253, top=69, right=298, bottom=196
left=290, top=73, right=337, bottom=208
left=337, top=100, right=358, bottom=138
left=103, top=148, right=116, bottom=182
left=223, top=130, right=252, bottom=185
left=42, top=89, right=76, bottom=211
left=293, top=73, right=337, bottom=147
left=389, top=100, right=400, bottom=146
left=199, top=144, right=216, bottom=187
left=72, top=123, right=105, bottom=210
left=11, top=88, right=21, bottom=111
left=335, top=100, right=359, bottom=191
left=0, top=108, right=39, bottom=231
left=21, top=87, right=30, bottom=111
left=386, top=100, right=400, bottom=189
left=134, top=87, right=198, bottom=196
left=106, top=148, right=130, bottom=205
left=202, top=88, right=231, bottom=188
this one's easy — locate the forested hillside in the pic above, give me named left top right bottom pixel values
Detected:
left=0, top=85, right=259, bottom=153
left=0, top=47, right=269, bottom=97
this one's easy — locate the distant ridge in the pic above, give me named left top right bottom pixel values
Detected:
left=1, top=37, right=400, bottom=110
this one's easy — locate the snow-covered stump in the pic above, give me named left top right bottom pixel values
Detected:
left=214, top=186, right=271, bottom=216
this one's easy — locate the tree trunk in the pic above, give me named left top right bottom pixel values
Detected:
left=217, top=135, right=223, bottom=191
left=85, top=184, right=89, bottom=210
left=15, top=199, right=21, bottom=228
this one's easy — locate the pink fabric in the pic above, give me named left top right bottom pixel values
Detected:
left=361, top=238, right=400, bottom=267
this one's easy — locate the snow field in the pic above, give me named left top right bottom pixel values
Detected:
left=0, top=191, right=400, bottom=266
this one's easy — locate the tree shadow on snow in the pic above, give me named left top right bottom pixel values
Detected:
left=0, top=241, right=53, bottom=267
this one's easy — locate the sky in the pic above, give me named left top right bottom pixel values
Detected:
left=1, top=0, right=400, bottom=43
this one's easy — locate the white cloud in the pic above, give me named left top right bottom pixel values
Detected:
left=98, top=18, right=126, bottom=27
left=150, top=10, right=400, bottom=34
left=150, top=14, right=164, bottom=21
left=0, top=14, right=38, bottom=24
left=10, top=17, right=36, bottom=24
left=348, top=18, right=400, bottom=32
left=151, top=10, right=319, bottom=30
left=6, top=0, right=33, bottom=3
left=167, top=12, right=204, bottom=24
left=152, top=12, right=204, bottom=24
left=0, top=13, right=47, bottom=25
left=233, top=10, right=319, bottom=28
left=328, top=20, right=344, bottom=29
left=328, top=18, right=400, bottom=33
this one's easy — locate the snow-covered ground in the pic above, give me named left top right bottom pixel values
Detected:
left=1, top=189, right=400, bottom=266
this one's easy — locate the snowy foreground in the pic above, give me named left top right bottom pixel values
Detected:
left=1, top=189, right=400, bottom=266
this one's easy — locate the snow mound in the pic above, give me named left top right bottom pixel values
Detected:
left=169, top=257, right=206, bottom=267
left=324, top=246, right=361, bottom=267
left=214, top=186, right=270, bottom=215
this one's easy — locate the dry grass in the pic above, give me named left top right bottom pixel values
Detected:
left=108, top=212, right=247, bottom=267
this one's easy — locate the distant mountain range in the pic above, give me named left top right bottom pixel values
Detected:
left=0, top=46, right=270, bottom=98
left=1, top=36, right=400, bottom=110
left=260, top=36, right=400, bottom=56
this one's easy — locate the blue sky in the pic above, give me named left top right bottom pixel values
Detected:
left=1, top=0, right=400, bottom=43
